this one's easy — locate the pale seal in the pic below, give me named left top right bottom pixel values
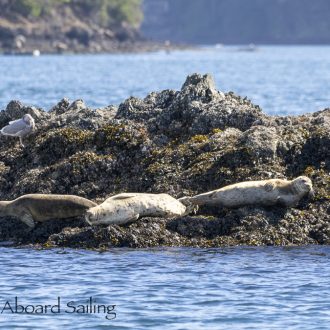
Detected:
left=0, top=194, right=97, bottom=228
left=179, top=176, right=314, bottom=208
left=85, top=193, right=189, bottom=226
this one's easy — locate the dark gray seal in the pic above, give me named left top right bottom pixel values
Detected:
left=0, top=194, right=97, bottom=228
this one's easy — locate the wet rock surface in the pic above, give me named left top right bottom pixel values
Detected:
left=0, top=73, right=329, bottom=249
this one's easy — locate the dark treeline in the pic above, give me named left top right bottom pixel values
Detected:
left=0, top=0, right=143, bottom=27
left=0, top=0, right=145, bottom=53
left=142, top=0, right=330, bottom=44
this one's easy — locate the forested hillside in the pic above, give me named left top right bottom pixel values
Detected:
left=1, top=0, right=142, bottom=27
left=0, top=0, right=146, bottom=53
left=142, top=0, right=330, bottom=44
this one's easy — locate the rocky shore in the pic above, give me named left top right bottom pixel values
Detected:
left=0, top=1, right=183, bottom=54
left=0, top=21, right=176, bottom=55
left=0, top=73, right=329, bottom=249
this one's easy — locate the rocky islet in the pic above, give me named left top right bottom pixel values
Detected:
left=0, top=73, right=329, bottom=249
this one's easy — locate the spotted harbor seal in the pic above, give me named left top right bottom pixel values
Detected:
left=85, top=193, right=188, bottom=226
left=0, top=194, right=97, bottom=228
left=180, top=176, right=314, bottom=208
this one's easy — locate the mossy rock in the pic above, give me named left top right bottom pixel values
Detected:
left=36, top=128, right=93, bottom=165
left=94, top=123, right=147, bottom=152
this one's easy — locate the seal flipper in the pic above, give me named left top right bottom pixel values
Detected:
left=178, top=196, right=192, bottom=206
left=111, top=194, right=137, bottom=200
left=186, top=204, right=199, bottom=215
left=21, top=213, right=36, bottom=229
left=180, top=200, right=199, bottom=216
left=120, top=214, right=140, bottom=228
left=117, top=214, right=140, bottom=226
left=264, top=182, right=275, bottom=192
left=276, top=196, right=292, bottom=207
left=123, top=214, right=140, bottom=225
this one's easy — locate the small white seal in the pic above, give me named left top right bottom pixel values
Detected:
left=85, top=193, right=189, bottom=226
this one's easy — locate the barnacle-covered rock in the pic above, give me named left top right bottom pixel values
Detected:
left=0, top=73, right=328, bottom=249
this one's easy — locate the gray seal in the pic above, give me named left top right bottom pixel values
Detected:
left=180, top=176, right=314, bottom=208
left=0, top=194, right=97, bottom=228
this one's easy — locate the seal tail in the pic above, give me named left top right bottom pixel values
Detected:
left=180, top=191, right=217, bottom=206
left=0, top=201, right=11, bottom=217
left=178, top=197, right=199, bottom=215
left=178, top=196, right=192, bottom=206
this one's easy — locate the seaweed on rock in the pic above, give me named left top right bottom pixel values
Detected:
left=0, top=73, right=329, bottom=249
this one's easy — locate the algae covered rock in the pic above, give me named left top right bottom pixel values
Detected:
left=116, top=73, right=266, bottom=138
left=0, top=100, right=47, bottom=129
left=0, top=73, right=329, bottom=249
left=240, top=126, right=279, bottom=162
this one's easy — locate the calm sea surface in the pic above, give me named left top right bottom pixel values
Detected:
left=0, top=46, right=330, bottom=115
left=0, top=246, right=329, bottom=329
left=0, top=47, right=330, bottom=329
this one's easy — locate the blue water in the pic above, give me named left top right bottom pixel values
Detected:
left=1, top=47, right=330, bottom=329
left=0, top=246, right=329, bottom=329
left=0, top=46, right=330, bottom=115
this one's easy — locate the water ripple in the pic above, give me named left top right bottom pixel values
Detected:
left=0, top=246, right=329, bottom=329
left=1, top=46, right=330, bottom=115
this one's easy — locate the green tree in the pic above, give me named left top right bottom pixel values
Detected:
left=6, top=0, right=143, bottom=27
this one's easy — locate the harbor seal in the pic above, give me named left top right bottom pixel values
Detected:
left=0, top=194, right=97, bottom=229
left=179, top=176, right=314, bottom=208
left=85, top=193, right=189, bottom=226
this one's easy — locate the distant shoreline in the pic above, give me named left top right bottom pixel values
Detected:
left=4, top=43, right=330, bottom=56
left=0, top=40, right=192, bottom=56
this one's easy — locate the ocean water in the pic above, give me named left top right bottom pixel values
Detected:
left=0, top=46, right=330, bottom=115
left=1, top=47, right=330, bottom=329
left=0, top=246, right=329, bottom=329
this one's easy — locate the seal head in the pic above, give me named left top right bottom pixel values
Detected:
left=292, top=176, right=314, bottom=198
left=85, top=203, right=137, bottom=226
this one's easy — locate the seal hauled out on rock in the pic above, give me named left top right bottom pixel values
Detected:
left=180, top=176, right=314, bottom=208
left=0, top=194, right=97, bottom=229
left=85, top=193, right=189, bottom=226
